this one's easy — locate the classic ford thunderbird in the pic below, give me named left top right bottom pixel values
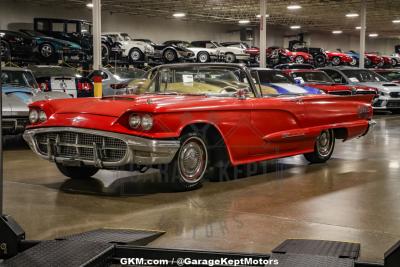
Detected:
left=23, top=63, right=375, bottom=191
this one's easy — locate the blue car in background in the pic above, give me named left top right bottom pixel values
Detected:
left=346, top=50, right=371, bottom=67
left=250, top=68, right=323, bottom=95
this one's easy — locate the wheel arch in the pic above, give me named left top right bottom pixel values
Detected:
left=179, top=122, right=233, bottom=165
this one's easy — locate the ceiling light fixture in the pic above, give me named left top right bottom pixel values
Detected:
left=369, top=33, right=378, bottom=37
left=332, top=30, right=343, bottom=34
left=86, top=3, right=93, bottom=8
left=173, top=13, right=186, bottom=18
left=290, top=25, right=301, bottom=29
left=239, top=20, right=250, bottom=24
left=256, top=14, right=270, bottom=18
left=393, top=20, right=400, bottom=23
left=346, top=13, right=359, bottom=17
left=287, top=5, right=302, bottom=10
left=355, top=26, right=361, bottom=30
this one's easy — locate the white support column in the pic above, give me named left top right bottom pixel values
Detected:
left=259, top=0, right=267, bottom=68
left=359, top=0, right=366, bottom=68
left=92, top=0, right=102, bottom=70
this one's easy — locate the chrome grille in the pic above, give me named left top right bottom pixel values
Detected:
left=34, top=131, right=127, bottom=162
left=387, top=101, right=400, bottom=108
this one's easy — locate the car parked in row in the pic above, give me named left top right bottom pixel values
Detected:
left=163, top=40, right=223, bottom=63
left=325, top=50, right=354, bottom=66
left=190, top=40, right=250, bottom=63
left=28, top=65, right=94, bottom=98
left=133, top=38, right=194, bottom=63
left=373, top=69, right=400, bottom=84
left=284, top=69, right=378, bottom=96
left=1, top=67, right=70, bottom=135
left=220, top=42, right=259, bottom=62
left=321, top=67, right=400, bottom=112
left=103, top=32, right=154, bottom=63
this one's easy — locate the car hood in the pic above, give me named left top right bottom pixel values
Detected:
left=356, top=82, right=400, bottom=93
left=2, top=91, right=31, bottom=116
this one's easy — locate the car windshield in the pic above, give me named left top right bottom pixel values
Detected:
left=30, top=66, right=80, bottom=78
left=211, top=41, right=222, bottom=47
left=342, top=69, right=388, bottom=82
left=142, top=65, right=253, bottom=97
left=254, top=70, right=292, bottom=83
left=109, top=68, right=145, bottom=79
left=291, top=71, right=334, bottom=83
left=120, top=33, right=132, bottom=41
left=377, top=71, right=400, bottom=81
left=1, top=70, right=39, bottom=89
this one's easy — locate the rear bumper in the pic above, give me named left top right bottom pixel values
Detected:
left=23, top=127, right=181, bottom=168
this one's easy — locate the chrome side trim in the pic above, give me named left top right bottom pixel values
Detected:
left=23, top=127, right=180, bottom=167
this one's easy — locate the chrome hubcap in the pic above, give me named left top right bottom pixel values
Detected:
left=165, top=51, right=175, bottom=61
left=332, top=57, right=340, bottom=65
left=178, top=137, right=207, bottom=183
left=199, top=53, right=207, bottom=62
left=131, top=51, right=140, bottom=60
left=226, top=54, right=234, bottom=63
left=41, top=45, right=53, bottom=57
left=295, top=56, right=304, bottom=63
left=350, top=58, right=357, bottom=65
left=316, top=130, right=333, bottom=157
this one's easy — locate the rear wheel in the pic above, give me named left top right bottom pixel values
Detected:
left=314, top=54, right=327, bottom=67
left=160, top=132, right=208, bottom=191
left=331, top=56, right=341, bottom=66
left=163, top=49, right=177, bottom=63
left=225, top=53, right=236, bottom=63
left=101, top=43, right=110, bottom=63
left=349, top=58, right=357, bottom=66
left=304, top=129, right=335, bottom=163
left=391, top=58, right=398, bottom=67
left=39, top=43, right=55, bottom=61
left=56, top=163, right=99, bottom=179
left=129, top=48, right=143, bottom=62
left=294, top=55, right=305, bottom=64
left=197, top=51, right=210, bottom=63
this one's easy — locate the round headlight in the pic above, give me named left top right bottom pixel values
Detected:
left=129, top=114, right=141, bottom=129
left=39, top=110, right=47, bottom=122
left=29, top=109, right=39, bottom=123
left=141, top=114, right=153, bottom=131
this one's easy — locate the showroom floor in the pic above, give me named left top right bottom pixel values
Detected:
left=3, top=114, right=400, bottom=263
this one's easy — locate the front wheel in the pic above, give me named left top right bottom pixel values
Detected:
left=225, top=53, right=236, bottom=63
left=160, top=132, right=208, bottom=191
left=163, top=49, right=177, bottom=63
left=314, top=54, right=327, bottom=67
left=294, top=55, right=305, bottom=64
left=56, top=163, right=99, bottom=179
left=304, top=129, right=335, bottom=163
left=39, top=43, right=55, bottom=60
left=391, top=58, right=398, bottom=67
left=197, top=51, right=210, bottom=63
left=129, top=48, right=143, bottom=62
left=331, top=56, right=341, bottom=66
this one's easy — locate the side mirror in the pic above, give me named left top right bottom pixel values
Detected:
left=236, top=88, right=250, bottom=100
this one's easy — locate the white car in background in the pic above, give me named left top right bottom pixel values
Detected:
left=190, top=40, right=250, bottom=63
left=102, top=32, right=154, bottom=63
left=163, top=40, right=222, bottom=63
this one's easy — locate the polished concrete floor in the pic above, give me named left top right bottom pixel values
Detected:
left=3, top=114, right=400, bottom=263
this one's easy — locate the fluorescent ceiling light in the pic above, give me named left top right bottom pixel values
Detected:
left=86, top=3, right=93, bottom=8
left=287, top=5, right=302, bottom=10
left=393, top=20, right=400, bottom=23
left=369, top=33, right=378, bottom=37
left=173, top=13, right=186, bottom=18
left=290, top=25, right=301, bottom=29
left=256, top=14, right=270, bottom=18
left=332, top=30, right=343, bottom=34
left=346, top=13, right=359, bottom=17
left=355, top=26, right=361, bottom=30
left=239, top=20, right=250, bottom=24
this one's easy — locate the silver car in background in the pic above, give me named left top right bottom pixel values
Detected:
left=2, top=67, right=70, bottom=135
left=87, top=67, right=145, bottom=96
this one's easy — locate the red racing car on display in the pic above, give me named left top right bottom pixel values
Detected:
left=266, top=46, right=313, bottom=65
left=283, top=69, right=378, bottom=96
left=23, top=63, right=375, bottom=191
left=365, top=53, right=384, bottom=67
left=325, top=50, right=354, bottom=66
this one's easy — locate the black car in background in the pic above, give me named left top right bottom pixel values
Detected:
left=133, top=38, right=194, bottom=63
left=33, top=17, right=121, bottom=62
left=0, top=30, right=35, bottom=61
left=29, top=65, right=94, bottom=98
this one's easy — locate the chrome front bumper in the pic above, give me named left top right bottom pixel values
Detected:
left=23, top=127, right=180, bottom=168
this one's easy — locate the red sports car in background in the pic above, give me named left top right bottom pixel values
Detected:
left=284, top=69, right=378, bottom=96
left=325, top=51, right=354, bottom=66
left=365, top=53, right=384, bottom=67
left=23, top=63, right=375, bottom=191
left=267, top=47, right=313, bottom=64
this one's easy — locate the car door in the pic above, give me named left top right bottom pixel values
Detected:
left=247, top=70, right=307, bottom=157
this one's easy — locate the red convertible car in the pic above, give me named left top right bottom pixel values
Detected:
left=325, top=51, right=354, bottom=66
left=284, top=69, right=378, bottom=96
left=266, top=47, right=313, bottom=64
left=23, top=63, right=375, bottom=191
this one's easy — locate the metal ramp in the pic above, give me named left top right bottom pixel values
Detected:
left=1, top=228, right=164, bottom=267
left=270, top=239, right=361, bottom=267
